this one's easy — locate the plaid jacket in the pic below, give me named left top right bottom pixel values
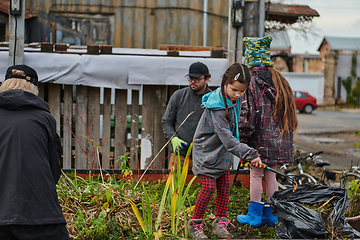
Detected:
left=239, top=66, right=294, bottom=165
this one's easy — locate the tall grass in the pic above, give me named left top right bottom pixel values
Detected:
left=126, top=143, right=196, bottom=238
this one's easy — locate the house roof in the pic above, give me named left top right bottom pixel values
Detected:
left=267, top=30, right=291, bottom=51
left=0, top=0, right=37, bottom=19
left=266, top=3, right=319, bottom=24
left=317, top=37, right=360, bottom=51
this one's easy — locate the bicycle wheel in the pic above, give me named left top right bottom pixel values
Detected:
left=277, top=173, right=297, bottom=189
left=294, top=173, right=318, bottom=185
left=340, top=173, right=360, bottom=189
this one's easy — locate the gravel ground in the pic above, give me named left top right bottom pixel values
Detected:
left=294, top=132, right=360, bottom=170
left=294, top=109, right=360, bottom=170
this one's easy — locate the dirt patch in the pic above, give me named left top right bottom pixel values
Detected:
left=294, top=131, right=360, bottom=163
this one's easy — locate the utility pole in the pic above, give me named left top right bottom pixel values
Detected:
left=9, top=0, right=25, bottom=66
left=258, top=0, right=265, bottom=37
left=228, top=0, right=244, bottom=65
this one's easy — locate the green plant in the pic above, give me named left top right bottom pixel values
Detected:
left=355, top=131, right=360, bottom=148
left=58, top=170, right=281, bottom=239
left=345, top=180, right=360, bottom=217
left=126, top=143, right=196, bottom=238
left=166, top=143, right=197, bottom=237
left=116, top=153, right=131, bottom=175
left=74, top=210, right=108, bottom=239
left=123, top=184, right=157, bottom=239
left=342, top=52, right=360, bottom=105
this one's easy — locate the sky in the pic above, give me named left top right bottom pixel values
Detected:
left=274, top=0, right=360, bottom=54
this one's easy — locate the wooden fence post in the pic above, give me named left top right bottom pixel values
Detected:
left=75, top=85, right=88, bottom=169
left=114, top=89, right=127, bottom=169
left=87, top=87, right=100, bottom=169
left=130, top=90, right=140, bottom=170
left=153, top=85, right=167, bottom=169
left=62, top=85, right=73, bottom=169
left=101, top=88, right=112, bottom=169
left=48, top=84, right=61, bottom=135
left=141, top=85, right=155, bottom=168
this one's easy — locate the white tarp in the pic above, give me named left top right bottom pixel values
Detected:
left=0, top=49, right=229, bottom=89
left=128, top=55, right=228, bottom=86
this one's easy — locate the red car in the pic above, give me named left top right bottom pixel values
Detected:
left=293, top=90, right=318, bottom=114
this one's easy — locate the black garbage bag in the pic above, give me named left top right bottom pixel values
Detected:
left=270, top=184, right=360, bottom=239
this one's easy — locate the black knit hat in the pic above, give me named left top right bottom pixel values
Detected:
left=4, top=64, right=38, bottom=86
left=185, top=61, right=209, bottom=78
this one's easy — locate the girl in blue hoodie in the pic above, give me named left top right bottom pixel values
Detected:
left=188, top=63, right=262, bottom=239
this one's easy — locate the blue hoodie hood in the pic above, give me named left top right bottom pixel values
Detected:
left=201, top=87, right=241, bottom=140
left=202, top=87, right=235, bottom=110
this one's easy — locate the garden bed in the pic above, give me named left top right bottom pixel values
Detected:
left=62, top=168, right=258, bottom=188
left=58, top=170, right=272, bottom=239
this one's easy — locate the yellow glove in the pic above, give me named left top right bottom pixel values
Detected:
left=171, top=137, right=188, bottom=154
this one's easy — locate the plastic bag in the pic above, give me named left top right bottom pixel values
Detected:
left=270, top=184, right=360, bottom=239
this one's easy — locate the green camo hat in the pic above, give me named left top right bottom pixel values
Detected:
left=243, top=36, right=274, bottom=68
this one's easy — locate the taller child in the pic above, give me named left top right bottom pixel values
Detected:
left=237, top=36, right=298, bottom=227
left=189, top=63, right=262, bottom=239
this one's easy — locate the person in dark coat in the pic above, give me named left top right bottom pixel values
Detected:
left=0, top=65, right=70, bottom=239
left=162, top=61, right=212, bottom=169
left=237, top=36, right=298, bottom=227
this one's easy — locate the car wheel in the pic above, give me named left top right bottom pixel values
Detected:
left=303, top=104, right=314, bottom=114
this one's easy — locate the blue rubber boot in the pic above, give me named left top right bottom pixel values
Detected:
left=261, top=202, right=278, bottom=226
left=237, top=201, right=264, bottom=227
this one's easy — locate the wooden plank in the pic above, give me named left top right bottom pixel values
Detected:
left=113, top=0, right=124, bottom=47
left=209, top=0, right=224, bottom=47
left=124, top=0, right=135, bottom=48
left=62, top=85, right=72, bottom=169
left=141, top=85, right=155, bottom=168
left=102, top=88, right=111, bottom=169
left=48, top=84, right=61, bottom=135
left=177, top=0, right=188, bottom=45
left=190, top=1, right=202, bottom=46
left=158, top=44, right=223, bottom=51
left=75, top=85, right=88, bottom=169
left=130, top=90, right=140, bottom=170
left=114, top=89, right=127, bottom=169
left=134, top=0, right=145, bottom=48
left=144, top=0, right=156, bottom=48
left=166, top=0, right=178, bottom=44
left=87, top=87, right=101, bottom=170
left=155, top=0, right=166, bottom=48
left=153, top=85, right=167, bottom=169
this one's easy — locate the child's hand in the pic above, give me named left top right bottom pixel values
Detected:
left=250, top=157, right=262, bottom=168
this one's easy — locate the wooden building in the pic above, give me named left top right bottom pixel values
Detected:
left=0, top=0, right=321, bottom=172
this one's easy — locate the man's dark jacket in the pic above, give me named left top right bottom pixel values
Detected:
left=0, top=89, right=66, bottom=225
left=162, top=86, right=211, bottom=156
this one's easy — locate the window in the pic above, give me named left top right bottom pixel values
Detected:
left=294, top=92, right=307, bottom=98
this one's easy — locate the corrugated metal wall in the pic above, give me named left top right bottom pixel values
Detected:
left=25, top=0, right=229, bottom=49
